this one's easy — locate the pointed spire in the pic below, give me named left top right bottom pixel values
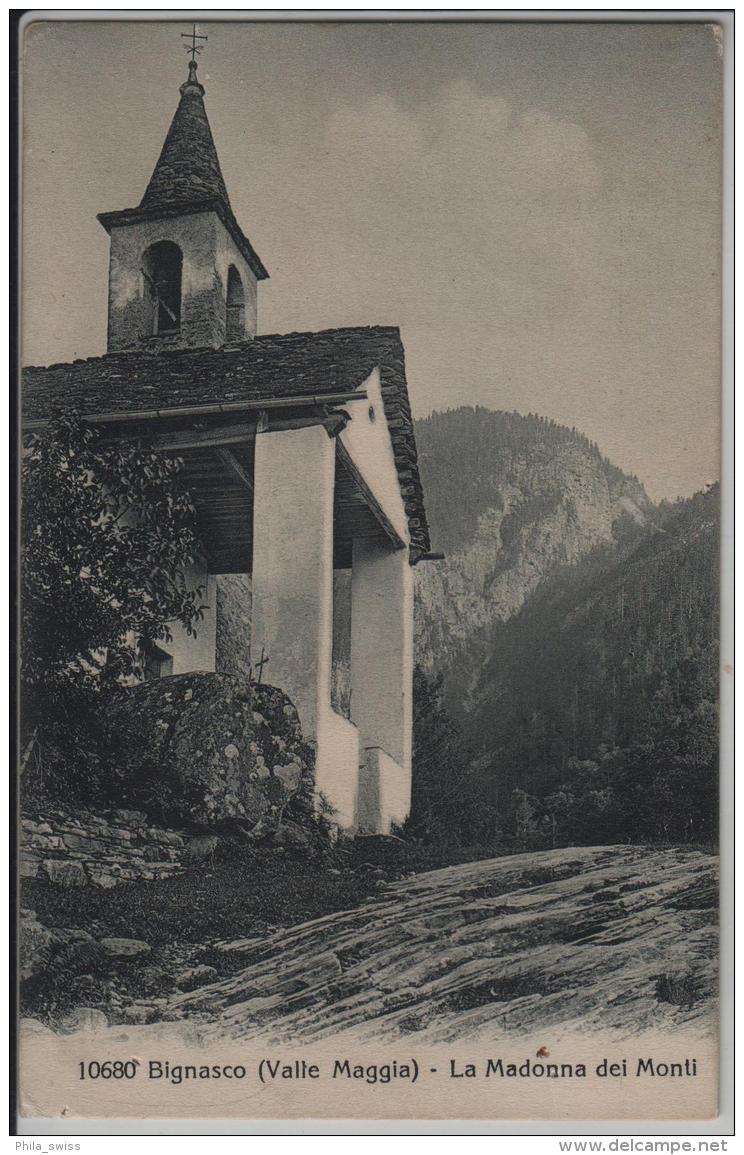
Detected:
left=139, top=60, right=230, bottom=213
left=97, top=50, right=269, bottom=282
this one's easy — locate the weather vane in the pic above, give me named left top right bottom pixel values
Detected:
left=181, top=23, right=207, bottom=63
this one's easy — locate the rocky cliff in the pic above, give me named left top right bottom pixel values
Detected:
left=413, top=408, right=650, bottom=678
left=218, top=410, right=652, bottom=700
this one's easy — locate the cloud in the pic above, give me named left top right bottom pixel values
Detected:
left=253, top=81, right=606, bottom=333
left=323, top=81, right=601, bottom=200
left=246, top=80, right=717, bottom=503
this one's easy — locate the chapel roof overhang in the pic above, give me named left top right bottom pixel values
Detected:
left=21, top=326, right=431, bottom=560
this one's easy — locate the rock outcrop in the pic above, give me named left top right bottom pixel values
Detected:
left=166, top=845, right=717, bottom=1043
left=110, top=673, right=314, bottom=833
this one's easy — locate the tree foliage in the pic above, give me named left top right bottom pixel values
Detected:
left=21, top=413, right=205, bottom=795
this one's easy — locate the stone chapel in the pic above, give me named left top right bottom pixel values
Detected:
left=22, top=57, right=432, bottom=835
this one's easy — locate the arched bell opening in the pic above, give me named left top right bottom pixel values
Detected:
left=141, top=240, right=183, bottom=336
left=225, top=264, right=246, bottom=342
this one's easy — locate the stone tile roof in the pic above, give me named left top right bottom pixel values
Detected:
left=21, top=326, right=431, bottom=557
left=141, top=73, right=231, bottom=212
left=97, top=67, right=268, bottom=281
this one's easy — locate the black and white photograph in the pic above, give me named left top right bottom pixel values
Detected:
left=16, top=14, right=727, bottom=1128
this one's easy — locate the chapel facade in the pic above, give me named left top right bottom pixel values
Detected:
left=22, top=58, right=431, bottom=834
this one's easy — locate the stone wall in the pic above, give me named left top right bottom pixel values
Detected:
left=105, top=211, right=258, bottom=352
left=20, top=674, right=316, bottom=890
left=215, top=574, right=252, bottom=680
left=216, top=572, right=352, bottom=720
left=331, top=570, right=351, bottom=717
left=21, top=809, right=185, bottom=889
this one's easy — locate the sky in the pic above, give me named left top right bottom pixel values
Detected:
left=21, top=19, right=722, bottom=501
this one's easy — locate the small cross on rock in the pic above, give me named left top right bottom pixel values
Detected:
left=254, top=647, right=269, bottom=685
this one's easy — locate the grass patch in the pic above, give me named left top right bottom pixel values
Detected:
left=23, top=846, right=376, bottom=948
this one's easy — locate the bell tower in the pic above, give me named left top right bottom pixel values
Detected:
left=97, top=47, right=268, bottom=353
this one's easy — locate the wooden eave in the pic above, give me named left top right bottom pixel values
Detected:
left=88, top=407, right=405, bottom=575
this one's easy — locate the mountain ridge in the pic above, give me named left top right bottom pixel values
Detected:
left=414, top=406, right=651, bottom=678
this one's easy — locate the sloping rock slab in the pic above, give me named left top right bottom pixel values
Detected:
left=168, top=845, right=718, bottom=1043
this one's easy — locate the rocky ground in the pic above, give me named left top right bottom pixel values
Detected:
left=21, top=845, right=717, bottom=1043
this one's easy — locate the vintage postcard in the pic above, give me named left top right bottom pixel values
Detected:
left=16, top=14, right=727, bottom=1132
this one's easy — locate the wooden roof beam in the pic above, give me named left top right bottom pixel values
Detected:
left=152, top=422, right=256, bottom=452
left=214, top=448, right=254, bottom=494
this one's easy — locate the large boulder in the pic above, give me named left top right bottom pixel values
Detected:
left=110, top=673, right=314, bottom=834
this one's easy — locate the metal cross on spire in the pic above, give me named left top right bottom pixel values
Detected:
left=181, top=23, right=207, bottom=62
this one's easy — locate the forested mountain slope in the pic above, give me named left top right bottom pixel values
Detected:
left=456, top=485, right=719, bottom=844
left=410, top=407, right=718, bottom=848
